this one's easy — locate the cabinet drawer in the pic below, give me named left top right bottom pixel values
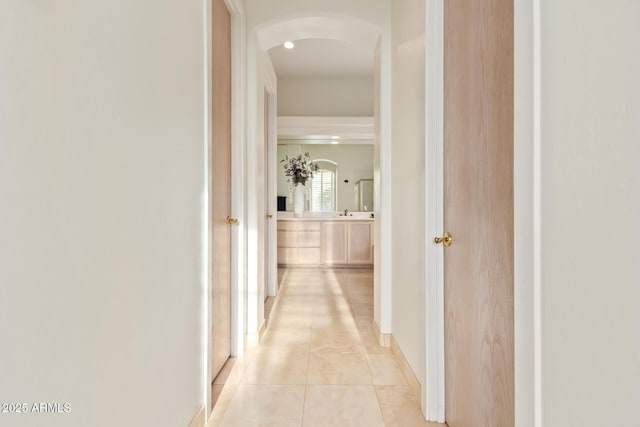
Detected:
left=298, top=221, right=321, bottom=231
left=298, top=231, right=321, bottom=248
left=277, top=221, right=298, bottom=231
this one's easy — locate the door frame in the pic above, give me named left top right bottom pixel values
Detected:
left=423, top=0, right=540, bottom=425
left=262, top=56, right=278, bottom=299
left=424, top=0, right=445, bottom=422
left=225, top=0, right=246, bottom=359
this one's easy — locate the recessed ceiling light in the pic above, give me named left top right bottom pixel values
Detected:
left=331, top=136, right=340, bottom=140
left=283, top=41, right=295, bottom=49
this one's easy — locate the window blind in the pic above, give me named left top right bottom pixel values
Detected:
left=310, top=169, right=335, bottom=211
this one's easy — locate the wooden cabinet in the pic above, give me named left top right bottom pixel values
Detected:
left=276, top=221, right=321, bottom=265
left=347, top=222, right=373, bottom=264
left=277, top=220, right=373, bottom=267
left=322, top=222, right=348, bottom=264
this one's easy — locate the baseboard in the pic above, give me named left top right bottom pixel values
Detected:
left=188, top=405, right=206, bottom=427
left=372, top=320, right=391, bottom=347
left=390, top=336, right=422, bottom=403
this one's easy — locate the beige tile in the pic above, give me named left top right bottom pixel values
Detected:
left=260, top=326, right=312, bottom=346
left=307, top=345, right=372, bottom=385
left=348, top=294, right=373, bottom=305
left=268, top=317, right=313, bottom=332
left=310, top=329, right=362, bottom=351
left=243, top=344, right=309, bottom=385
left=208, top=383, right=239, bottom=427
left=211, top=268, right=417, bottom=427
left=353, top=316, right=374, bottom=334
left=221, top=385, right=305, bottom=427
left=268, top=311, right=314, bottom=330
left=350, top=302, right=374, bottom=317
left=346, top=272, right=373, bottom=286
left=315, top=300, right=351, bottom=311
left=302, top=385, right=385, bottom=427
left=312, top=315, right=358, bottom=333
left=280, top=286, right=324, bottom=297
left=274, top=306, right=318, bottom=317
left=313, top=309, right=354, bottom=323
left=367, top=354, right=407, bottom=385
left=347, top=281, right=374, bottom=297
left=273, top=296, right=318, bottom=312
left=375, top=386, right=443, bottom=427
left=313, top=300, right=352, bottom=313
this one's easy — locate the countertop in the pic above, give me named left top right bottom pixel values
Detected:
left=277, top=214, right=374, bottom=222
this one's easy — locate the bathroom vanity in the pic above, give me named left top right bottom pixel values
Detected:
left=277, top=214, right=374, bottom=267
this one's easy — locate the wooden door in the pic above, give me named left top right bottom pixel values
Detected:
left=263, top=89, right=270, bottom=300
left=211, top=0, right=231, bottom=381
left=443, top=0, right=514, bottom=426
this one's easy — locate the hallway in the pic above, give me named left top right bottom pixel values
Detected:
left=208, top=268, right=441, bottom=426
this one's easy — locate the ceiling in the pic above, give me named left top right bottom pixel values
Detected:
left=268, top=38, right=374, bottom=78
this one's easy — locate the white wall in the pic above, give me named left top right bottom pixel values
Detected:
left=277, top=143, right=374, bottom=211
left=390, top=0, right=426, bottom=385
left=246, top=0, right=390, bottom=30
left=539, top=2, right=640, bottom=425
left=277, top=76, right=374, bottom=116
left=0, top=2, right=205, bottom=427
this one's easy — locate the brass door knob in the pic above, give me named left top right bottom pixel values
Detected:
left=434, top=232, right=452, bottom=247
left=226, top=216, right=239, bottom=225
left=266, top=213, right=273, bottom=219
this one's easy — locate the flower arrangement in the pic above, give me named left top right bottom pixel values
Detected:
left=281, top=152, right=319, bottom=187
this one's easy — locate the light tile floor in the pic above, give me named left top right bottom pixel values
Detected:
left=208, top=268, right=443, bottom=427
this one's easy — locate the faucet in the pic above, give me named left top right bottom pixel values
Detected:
left=343, top=209, right=350, bottom=216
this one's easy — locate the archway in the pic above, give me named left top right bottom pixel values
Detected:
left=245, top=13, right=393, bottom=388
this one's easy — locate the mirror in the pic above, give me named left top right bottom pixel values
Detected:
left=277, top=142, right=374, bottom=212
left=269, top=37, right=376, bottom=215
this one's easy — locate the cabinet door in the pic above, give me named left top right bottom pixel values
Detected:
left=347, top=222, right=373, bottom=264
left=322, top=222, right=348, bottom=264
left=298, top=248, right=321, bottom=265
left=277, top=248, right=297, bottom=265
left=298, top=231, right=321, bottom=248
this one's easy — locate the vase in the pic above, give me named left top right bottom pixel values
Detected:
left=293, top=183, right=305, bottom=217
